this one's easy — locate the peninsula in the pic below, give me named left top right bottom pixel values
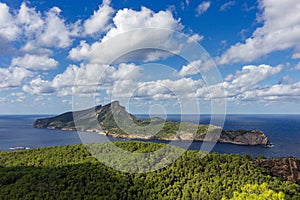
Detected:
left=33, top=101, right=271, bottom=146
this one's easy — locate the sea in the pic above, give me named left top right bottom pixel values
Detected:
left=0, top=114, right=300, bottom=158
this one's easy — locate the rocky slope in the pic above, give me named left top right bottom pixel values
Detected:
left=34, top=101, right=271, bottom=146
left=256, top=158, right=300, bottom=183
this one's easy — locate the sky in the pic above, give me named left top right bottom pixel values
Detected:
left=1, top=0, right=300, bottom=114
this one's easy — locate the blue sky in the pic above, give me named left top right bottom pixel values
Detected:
left=1, top=0, right=300, bottom=114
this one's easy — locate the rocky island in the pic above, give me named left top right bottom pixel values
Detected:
left=34, top=101, right=271, bottom=146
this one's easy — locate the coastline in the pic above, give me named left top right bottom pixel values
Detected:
left=44, top=126, right=272, bottom=147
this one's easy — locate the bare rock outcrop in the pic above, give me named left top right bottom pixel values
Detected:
left=256, top=157, right=300, bottom=183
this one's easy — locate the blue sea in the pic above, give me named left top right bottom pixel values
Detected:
left=0, top=115, right=300, bottom=158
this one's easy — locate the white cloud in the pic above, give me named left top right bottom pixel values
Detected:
left=195, top=2, right=211, bottom=16
left=224, top=64, right=282, bottom=88
left=114, top=78, right=204, bottom=101
left=0, top=67, right=34, bottom=89
left=68, top=40, right=92, bottom=61
left=220, top=1, right=236, bottom=11
left=22, top=63, right=141, bottom=96
left=69, top=7, right=184, bottom=63
left=23, top=64, right=80, bottom=96
left=21, top=41, right=52, bottom=54
left=69, top=63, right=141, bottom=96
left=104, top=7, right=183, bottom=40
left=218, top=0, right=300, bottom=65
left=83, top=0, right=114, bottom=35
left=22, top=77, right=55, bottom=94
left=234, top=82, right=300, bottom=103
left=11, top=54, right=58, bottom=70
left=179, top=56, right=215, bottom=76
left=195, top=64, right=284, bottom=101
left=5, top=2, right=81, bottom=50
left=187, top=33, right=204, bottom=43
left=17, top=2, right=44, bottom=37
left=257, top=83, right=300, bottom=99
left=0, top=3, right=20, bottom=41
left=38, top=7, right=79, bottom=48
left=20, top=60, right=300, bottom=104
left=179, top=59, right=202, bottom=76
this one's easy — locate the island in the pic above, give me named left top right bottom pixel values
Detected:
left=33, top=101, right=271, bottom=146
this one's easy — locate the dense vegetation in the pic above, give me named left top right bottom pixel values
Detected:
left=0, top=141, right=299, bottom=199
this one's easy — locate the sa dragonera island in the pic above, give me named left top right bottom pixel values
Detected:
left=34, top=101, right=271, bottom=146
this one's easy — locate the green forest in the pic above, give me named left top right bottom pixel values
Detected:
left=0, top=141, right=299, bottom=199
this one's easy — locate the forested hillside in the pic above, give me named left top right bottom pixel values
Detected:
left=0, top=141, right=299, bottom=199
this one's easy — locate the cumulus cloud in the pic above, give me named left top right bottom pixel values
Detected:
left=68, top=40, right=92, bottom=61
left=69, top=7, right=184, bottom=63
left=0, top=3, right=20, bottom=41
left=191, top=64, right=284, bottom=101
left=256, top=82, right=300, bottom=100
left=224, top=64, right=282, bottom=88
left=0, top=67, right=34, bottom=89
left=83, top=0, right=114, bottom=35
left=179, top=58, right=215, bottom=76
left=23, top=63, right=141, bottom=96
left=195, top=2, right=211, bottom=16
left=179, top=59, right=202, bottom=76
left=218, top=0, right=300, bottom=64
left=11, top=54, right=58, bottom=70
left=110, top=76, right=205, bottom=102
left=231, top=82, right=300, bottom=103
left=38, top=7, right=79, bottom=48
left=145, top=64, right=300, bottom=103
left=137, top=78, right=203, bottom=99
left=17, top=2, right=44, bottom=37
left=20, top=60, right=300, bottom=105
left=23, top=77, right=55, bottom=94
left=1, top=2, right=81, bottom=52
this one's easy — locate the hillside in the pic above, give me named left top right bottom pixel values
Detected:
left=0, top=141, right=299, bottom=199
left=34, top=101, right=271, bottom=146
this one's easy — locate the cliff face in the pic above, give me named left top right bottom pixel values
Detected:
left=34, top=101, right=271, bottom=146
left=219, top=130, right=270, bottom=146
left=256, top=158, right=300, bottom=183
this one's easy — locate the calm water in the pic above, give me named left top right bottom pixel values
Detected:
left=0, top=115, right=300, bottom=158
